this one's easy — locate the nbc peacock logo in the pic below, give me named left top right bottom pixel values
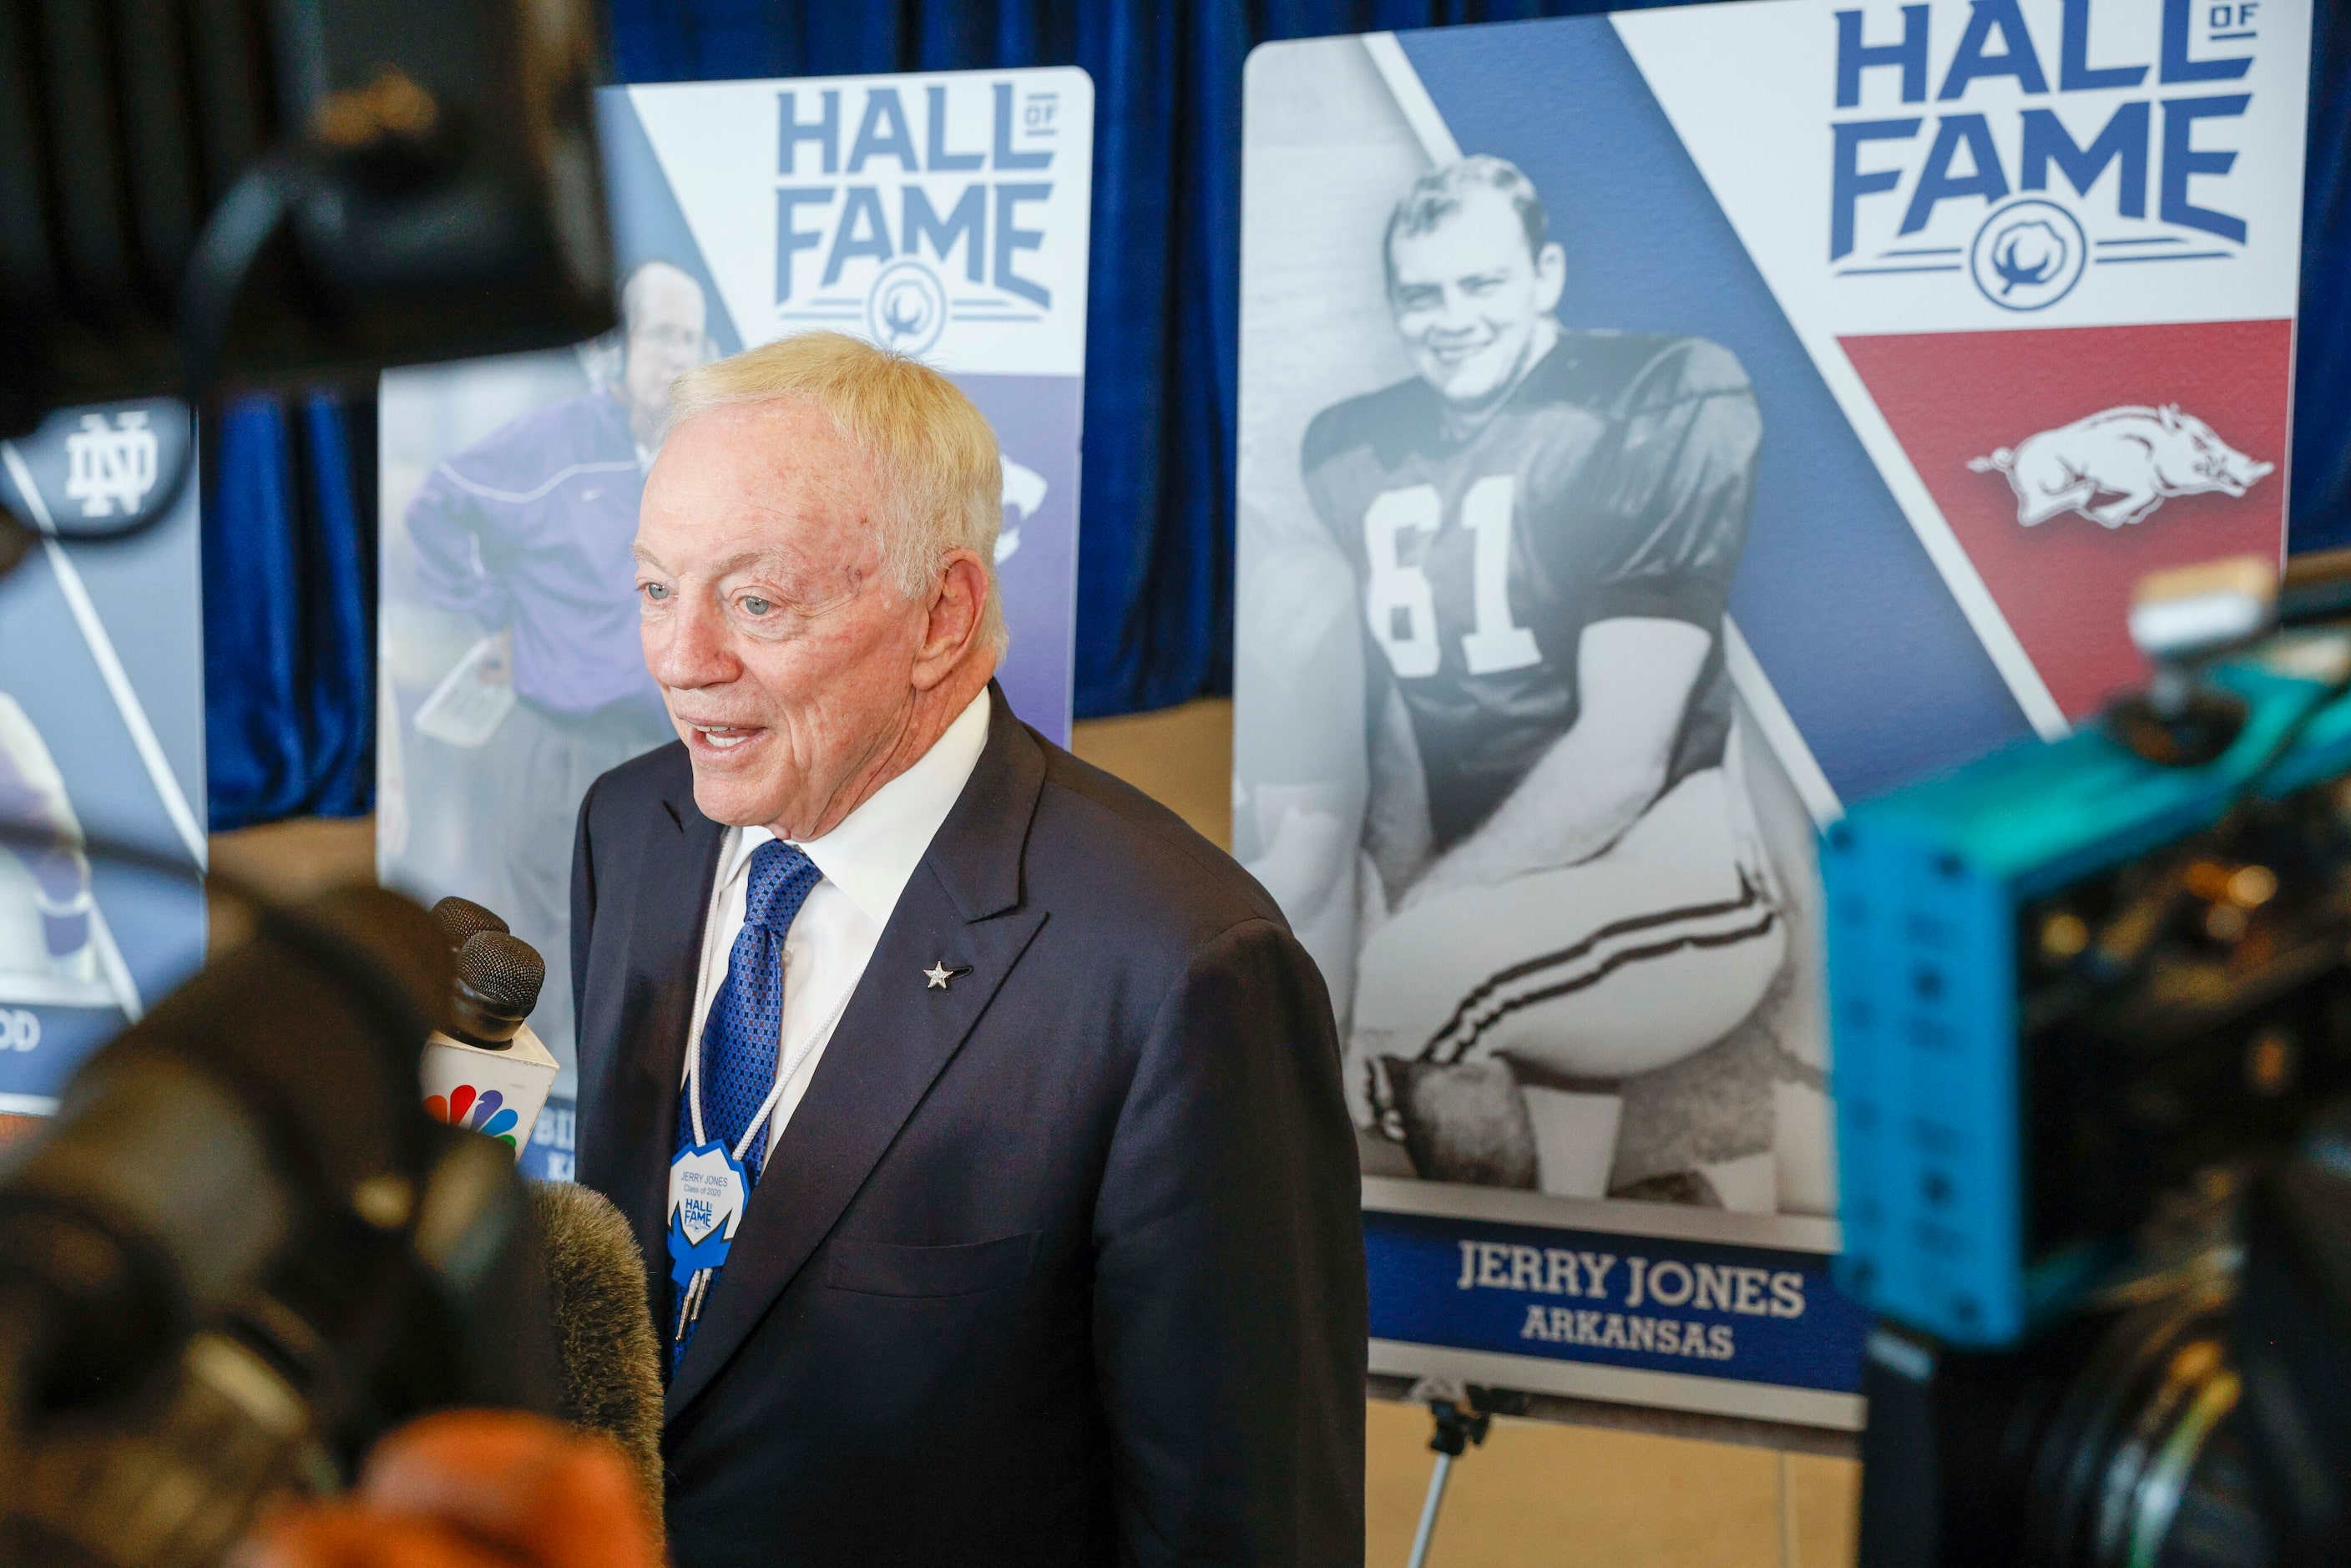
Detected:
left=426, top=1085, right=522, bottom=1149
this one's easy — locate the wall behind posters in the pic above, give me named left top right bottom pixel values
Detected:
left=0, top=403, right=208, bottom=1111
left=380, top=69, right=1091, bottom=1180
left=1236, top=0, right=2308, bottom=1425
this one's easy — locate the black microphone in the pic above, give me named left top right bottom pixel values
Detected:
left=450, top=930, right=547, bottom=1050
left=526, top=1181, right=665, bottom=1528
left=430, top=894, right=511, bottom=949
left=428, top=895, right=547, bottom=1048
left=417, top=900, right=559, bottom=1156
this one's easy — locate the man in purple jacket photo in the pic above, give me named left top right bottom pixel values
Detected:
left=405, top=260, right=710, bottom=1057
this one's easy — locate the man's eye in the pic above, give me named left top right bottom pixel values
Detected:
left=641, top=582, right=670, bottom=602
left=741, top=595, right=772, bottom=616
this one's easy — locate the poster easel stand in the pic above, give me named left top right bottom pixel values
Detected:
left=1403, top=1381, right=1524, bottom=1568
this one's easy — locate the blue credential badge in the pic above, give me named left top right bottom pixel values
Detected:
left=666, top=1139, right=749, bottom=1287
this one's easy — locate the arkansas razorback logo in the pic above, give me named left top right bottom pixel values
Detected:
left=1969, top=404, right=2275, bottom=530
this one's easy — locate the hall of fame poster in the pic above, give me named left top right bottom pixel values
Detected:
left=0, top=402, right=207, bottom=1111
left=1236, top=0, right=2308, bottom=1424
left=379, top=68, right=1091, bottom=1178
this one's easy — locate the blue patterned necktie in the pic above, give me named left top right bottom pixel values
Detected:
left=671, top=837, right=821, bottom=1364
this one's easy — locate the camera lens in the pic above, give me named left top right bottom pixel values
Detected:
left=2023, top=1277, right=2269, bottom=1568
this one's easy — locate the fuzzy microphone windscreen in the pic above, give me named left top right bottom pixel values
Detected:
left=526, top=1180, right=666, bottom=1529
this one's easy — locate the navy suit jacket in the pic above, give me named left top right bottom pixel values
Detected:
left=571, top=691, right=1366, bottom=1566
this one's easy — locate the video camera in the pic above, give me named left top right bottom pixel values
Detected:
left=0, top=0, right=617, bottom=578
left=0, top=0, right=614, bottom=438
left=0, top=886, right=559, bottom=1568
left=0, top=6, right=626, bottom=1546
left=1828, top=555, right=2351, bottom=1565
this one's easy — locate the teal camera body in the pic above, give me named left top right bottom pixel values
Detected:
left=1825, top=660, right=2351, bottom=1347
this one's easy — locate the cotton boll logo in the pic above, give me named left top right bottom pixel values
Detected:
left=865, top=259, right=948, bottom=357
left=425, top=1084, right=521, bottom=1149
left=1991, top=225, right=2063, bottom=292
left=1969, top=200, right=2086, bottom=313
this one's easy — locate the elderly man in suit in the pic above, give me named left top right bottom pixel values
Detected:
left=570, top=331, right=1364, bottom=1566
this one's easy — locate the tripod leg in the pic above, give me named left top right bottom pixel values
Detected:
left=1405, top=1450, right=1453, bottom=1568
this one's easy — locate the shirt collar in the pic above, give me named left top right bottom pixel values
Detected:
left=716, top=688, right=992, bottom=928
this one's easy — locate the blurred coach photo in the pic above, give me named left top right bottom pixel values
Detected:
left=407, top=259, right=709, bottom=1058
left=570, top=332, right=1365, bottom=1565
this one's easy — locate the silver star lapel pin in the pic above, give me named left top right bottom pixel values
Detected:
left=924, top=960, right=960, bottom=989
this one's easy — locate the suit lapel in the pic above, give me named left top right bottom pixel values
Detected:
left=581, top=764, right=725, bottom=1342
left=665, top=690, right=1049, bottom=1420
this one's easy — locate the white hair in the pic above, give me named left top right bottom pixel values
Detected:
left=665, top=331, right=1007, bottom=655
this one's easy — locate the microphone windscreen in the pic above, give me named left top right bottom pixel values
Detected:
left=459, top=931, right=548, bottom=1016
left=432, top=896, right=510, bottom=948
left=527, top=1180, right=665, bottom=1525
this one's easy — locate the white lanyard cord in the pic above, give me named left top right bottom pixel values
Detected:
left=685, top=955, right=858, bottom=1165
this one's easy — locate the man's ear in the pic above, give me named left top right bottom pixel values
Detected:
left=1534, top=241, right=1567, bottom=315
left=912, top=549, right=990, bottom=690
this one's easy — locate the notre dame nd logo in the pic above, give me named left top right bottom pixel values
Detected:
left=63, top=411, right=159, bottom=519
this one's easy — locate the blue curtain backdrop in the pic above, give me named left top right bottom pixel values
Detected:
left=204, top=394, right=377, bottom=828
left=203, top=0, right=2351, bottom=829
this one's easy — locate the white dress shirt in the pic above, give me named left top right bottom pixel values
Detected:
left=684, top=689, right=991, bottom=1158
